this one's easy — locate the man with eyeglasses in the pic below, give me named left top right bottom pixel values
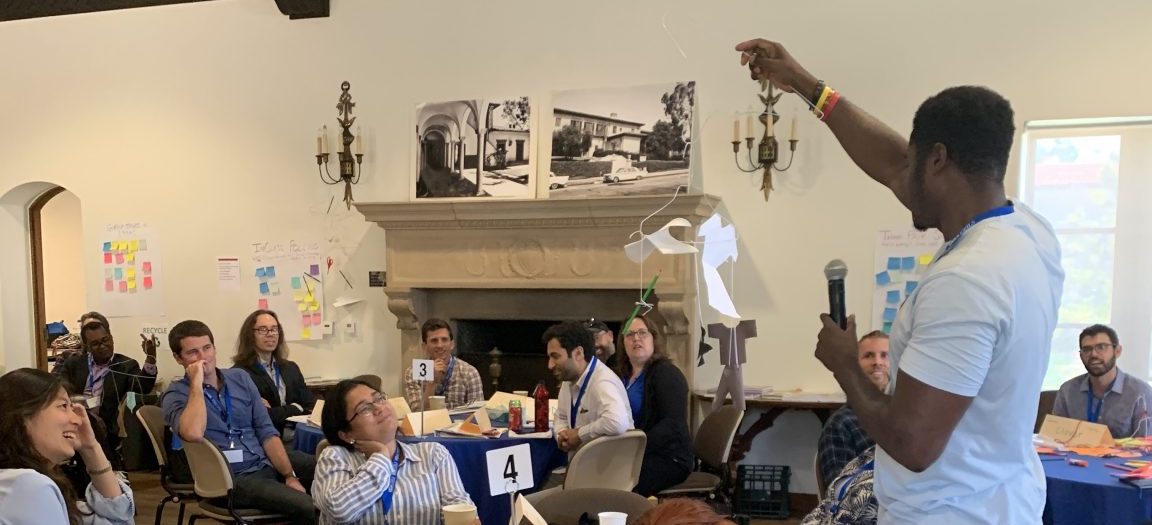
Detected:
left=1052, top=324, right=1152, bottom=438
left=55, top=319, right=158, bottom=472
left=584, top=318, right=619, bottom=368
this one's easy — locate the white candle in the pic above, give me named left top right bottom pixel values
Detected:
left=356, top=126, right=363, bottom=155
left=316, top=129, right=322, bottom=155
left=746, top=115, right=753, bottom=138
left=322, top=125, right=329, bottom=155
left=765, top=115, right=774, bottom=137
left=790, top=116, right=798, bottom=140
left=732, top=120, right=739, bottom=142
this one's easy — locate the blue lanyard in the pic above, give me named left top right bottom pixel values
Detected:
left=1086, top=378, right=1117, bottom=423
left=257, top=360, right=282, bottom=394
left=85, top=353, right=112, bottom=395
left=435, top=357, right=456, bottom=396
left=570, top=358, right=597, bottom=427
left=938, top=203, right=1015, bottom=260
left=204, top=382, right=234, bottom=432
left=380, top=448, right=402, bottom=514
left=831, top=459, right=874, bottom=514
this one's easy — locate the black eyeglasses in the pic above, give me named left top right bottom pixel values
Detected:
left=253, top=326, right=280, bottom=335
left=1079, top=342, right=1116, bottom=355
left=349, top=392, right=388, bottom=422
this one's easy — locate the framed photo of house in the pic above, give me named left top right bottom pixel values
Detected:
left=547, top=81, right=696, bottom=199
left=412, top=96, right=537, bottom=200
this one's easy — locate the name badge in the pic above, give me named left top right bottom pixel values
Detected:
left=223, top=449, right=244, bottom=464
left=85, top=397, right=99, bottom=410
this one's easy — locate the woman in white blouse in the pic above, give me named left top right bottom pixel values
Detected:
left=0, top=368, right=135, bottom=525
left=312, top=379, right=478, bottom=525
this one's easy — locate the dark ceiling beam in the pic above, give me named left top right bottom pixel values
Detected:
left=1, top=0, right=330, bottom=23
left=274, top=0, right=329, bottom=19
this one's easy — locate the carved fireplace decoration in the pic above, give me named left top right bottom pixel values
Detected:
left=356, top=194, right=721, bottom=391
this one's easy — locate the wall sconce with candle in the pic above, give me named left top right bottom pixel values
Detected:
left=316, top=81, right=365, bottom=209
left=732, top=81, right=798, bottom=200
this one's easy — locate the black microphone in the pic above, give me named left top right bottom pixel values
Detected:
left=824, top=259, right=848, bottom=329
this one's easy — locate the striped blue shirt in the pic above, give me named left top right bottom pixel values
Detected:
left=312, top=441, right=473, bottom=525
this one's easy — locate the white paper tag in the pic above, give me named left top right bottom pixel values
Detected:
left=486, top=443, right=534, bottom=496
left=85, top=397, right=99, bottom=409
left=412, top=359, right=434, bottom=382
left=223, top=448, right=244, bottom=464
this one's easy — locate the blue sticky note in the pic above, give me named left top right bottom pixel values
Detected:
left=291, top=276, right=302, bottom=290
left=258, top=282, right=270, bottom=295
left=265, top=266, right=276, bottom=278
left=883, top=307, right=897, bottom=322
left=901, top=257, right=915, bottom=271
left=887, top=257, right=901, bottom=271
left=906, top=281, right=919, bottom=295
left=102, top=242, right=112, bottom=252
left=256, top=268, right=266, bottom=278
left=882, top=322, right=892, bottom=334
left=114, top=268, right=123, bottom=280
left=875, top=271, right=891, bottom=286
left=886, top=290, right=901, bottom=304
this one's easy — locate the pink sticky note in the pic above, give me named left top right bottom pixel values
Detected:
left=143, top=276, right=153, bottom=289
left=311, top=313, right=322, bottom=325
left=115, top=253, right=125, bottom=264
left=301, top=315, right=312, bottom=327
left=118, top=281, right=128, bottom=293
left=142, top=262, right=153, bottom=275
left=103, top=253, right=113, bottom=264
left=258, top=299, right=269, bottom=310
left=104, top=279, right=113, bottom=291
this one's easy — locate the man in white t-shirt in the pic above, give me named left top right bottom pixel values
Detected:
left=736, top=39, right=1064, bottom=524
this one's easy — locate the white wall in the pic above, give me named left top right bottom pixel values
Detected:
left=41, top=190, right=86, bottom=329
left=0, top=0, right=1149, bottom=494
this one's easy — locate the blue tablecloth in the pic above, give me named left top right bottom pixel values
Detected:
left=1044, top=453, right=1152, bottom=525
left=293, top=423, right=565, bottom=525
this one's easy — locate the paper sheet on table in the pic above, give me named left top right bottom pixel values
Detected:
left=624, top=218, right=698, bottom=263
left=286, top=414, right=313, bottom=425
left=307, top=400, right=325, bottom=427
left=388, top=397, right=412, bottom=419
left=508, top=430, right=555, bottom=439
left=698, top=213, right=740, bottom=318
left=1039, top=414, right=1115, bottom=447
left=448, top=400, right=488, bottom=416
left=485, top=392, right=535, bottom=422
left=400, top=409, right=452, bottom=436
left=511, top=493, right=547, bottom=525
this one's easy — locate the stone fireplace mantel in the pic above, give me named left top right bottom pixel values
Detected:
left=356, top=194, right=721, bottom=386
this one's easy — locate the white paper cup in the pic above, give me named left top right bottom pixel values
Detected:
left=443, top=503, right=478, bottom=525
left=429, top=396, right=446, bottom=410
left=599, top=511, right=628, bottom=525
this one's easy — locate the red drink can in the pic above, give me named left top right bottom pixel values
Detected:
left=509, top=400, right=522, bottom=431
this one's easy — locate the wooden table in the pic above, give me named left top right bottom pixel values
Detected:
left=694, top=393, right=845, bottom=463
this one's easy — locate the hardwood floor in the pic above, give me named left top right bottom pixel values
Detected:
left=127, top=471, right=803, bottom=525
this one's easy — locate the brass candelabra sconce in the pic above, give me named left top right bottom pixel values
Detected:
left=732, top=81, right=799, bottom=200
left=316, top=81, right=365, bottom=210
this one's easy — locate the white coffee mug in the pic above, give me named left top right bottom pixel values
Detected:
left=443, top=503, right=478, bottom=525
left=429, top=396, right=447, bottom=410
left=599, top=511, right=628, bottom=525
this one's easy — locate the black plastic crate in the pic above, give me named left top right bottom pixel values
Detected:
left=733, top=464, right=791, bottom=519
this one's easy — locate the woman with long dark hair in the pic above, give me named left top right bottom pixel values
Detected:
left=616, top=314, right=694, bottom=496
left=0, top=368, right=134, bottom=524
left=233, top=309, right=316, bottom=433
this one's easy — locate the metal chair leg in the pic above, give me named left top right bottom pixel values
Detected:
left=176, top=501, right=186, bottom=525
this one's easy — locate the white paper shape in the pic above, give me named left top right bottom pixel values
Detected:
left=332, top=295, right=363, bottom=308
left=624, top=218, right=699, bottom=263
left=486, top=443, right=535, bottom=496
left=698, top=213, right=741, bottom=318
left=512, top=493, right=548, bottom=525
left=412, top=359, right=435, bottom=382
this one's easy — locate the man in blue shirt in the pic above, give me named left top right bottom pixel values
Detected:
left=162, top=320, right=316, bottom=524
left=1052, top=324, right=1152, bottom=438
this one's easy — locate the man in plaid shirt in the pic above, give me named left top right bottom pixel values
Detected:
left=817, top=331, right=889, bottom=490
left=404, top=318, right=484, bottom=410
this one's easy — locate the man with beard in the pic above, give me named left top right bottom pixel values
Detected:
left=56, top=319, right=158, bottom=472
left=737, top=38, right=1064, bottom=524
left=817, top=331, right=890, bottom=490
left=1052, top=324, right=1152, bottom=438
left=403, top=318, right=484, bottom=411
left=584, top=318, right=618, bottom=368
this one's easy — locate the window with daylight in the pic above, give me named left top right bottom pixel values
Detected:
left=1019, top=119, right=1152, bottom=390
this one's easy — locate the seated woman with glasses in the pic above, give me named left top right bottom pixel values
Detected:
left=0, top=368, right=135, bottom=525
left=313, top=380, right=478, bottom=525
left=233, top=310, right=316, bottom=434
left=616, top=314, right=694, bottom=496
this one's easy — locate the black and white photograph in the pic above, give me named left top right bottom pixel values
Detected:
left=548, top=81, right=695, bottom=199
left=413, top=96, right=535, bottom=199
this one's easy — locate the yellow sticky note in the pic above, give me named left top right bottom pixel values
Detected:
left=129, top=240, right=139, bottom=252
left=301, top=327, right=312, bottom=339
left=918, top=254, right=933, bottom=265
left=127, top=279, right=136, bottom=289
left=298, top=303, right=308, bottom=312
left=126, top=268, right=136, bottom=279
left=293, top=292, right=304, bottom=302
left=308, top=301, right=320, bottom=312
left=126, top=252, right=136, bottom=263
